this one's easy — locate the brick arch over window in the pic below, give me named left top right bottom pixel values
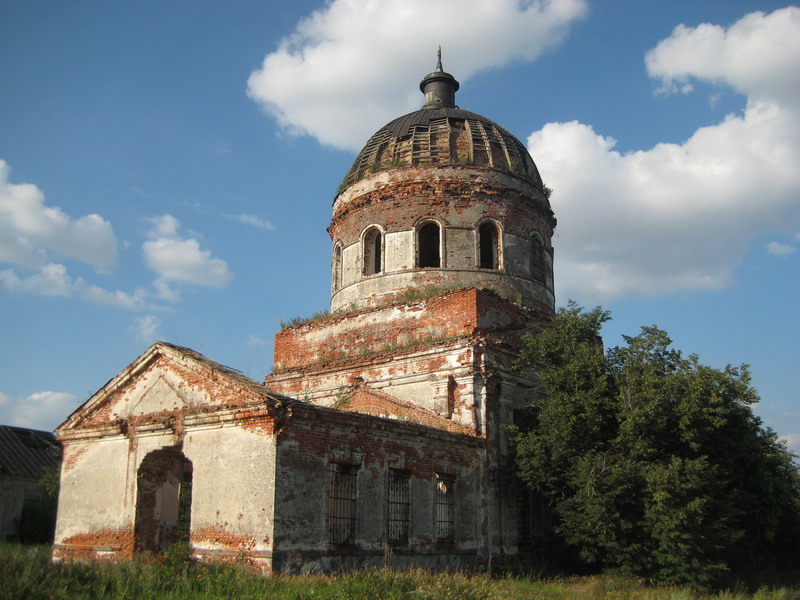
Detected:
left=417, top=221, right=441, bottom=268
left=363, top=227, right=383, bottom=276
left=477, top=220, right=501, bottom=270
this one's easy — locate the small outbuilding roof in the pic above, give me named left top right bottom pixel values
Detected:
left=0, top=425, right=62, bottom=479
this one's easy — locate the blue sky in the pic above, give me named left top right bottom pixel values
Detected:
left=1, top=1, right=798, bottom=455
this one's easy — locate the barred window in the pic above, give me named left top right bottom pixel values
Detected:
left=329, top=463, right=357, bottom=546
left=530, top=236, right=548, bottom=284
left=435, top=473, right=455, bottom=542
left=387, top=469, right=410, bottom=545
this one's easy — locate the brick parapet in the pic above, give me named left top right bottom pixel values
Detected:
left=272, top=287, right=544, bottom=374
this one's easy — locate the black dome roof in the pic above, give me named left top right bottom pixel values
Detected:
left=340, top=52, right=543, bottom=190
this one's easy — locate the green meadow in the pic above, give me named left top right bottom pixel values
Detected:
left=2, top=544, right=798, bottom=600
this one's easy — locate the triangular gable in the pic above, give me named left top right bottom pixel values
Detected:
left=57, top=342, right=280, bottom=433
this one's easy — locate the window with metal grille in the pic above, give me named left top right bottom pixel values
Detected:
left=387, top=469, right=410, bottom=545
left=530, top=236, right=547, bottom=283
left=329, top=463, right=357, bottom=546
left=435, top=474, right=455, bottom=542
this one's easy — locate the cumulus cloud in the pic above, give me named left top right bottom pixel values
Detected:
left=767, top=241, right=796, bottom=257
left=0, top=262, right=161, bottom=310
left=0, top=160, right=118, bottom=270
left=142, top=215, right=233, bottom=288
left=225, top=213, right=276, bottom=231
left=247, top=0, right=588, bottom=151
left=81, top=283, right=154, bottom=311
left=528, top=6, right=800, bottom=301
left=0, top=263, right=73, bottom=296
left=146, top=214, right=182, bottom=240
left=645, top=7, right=800, bottom=105
left=129, top=315, right=162, bottom=343
left=0, top=390, right=80, bottom=431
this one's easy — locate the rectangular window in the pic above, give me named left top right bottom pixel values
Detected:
left=328, top=463, right=357, bottom=546
left=518, top=488, right=546, bottom=549
left=387, top=469, right=410, bottom=545
left=435, top=473, right=455, bottom=542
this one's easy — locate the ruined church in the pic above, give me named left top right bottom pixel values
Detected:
left=53, top=56, right=556, bottom=572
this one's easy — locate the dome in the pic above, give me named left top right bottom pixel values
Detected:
left=340, top=53, right=543, bottom=190
left=329, top=52, right=555, bottom=315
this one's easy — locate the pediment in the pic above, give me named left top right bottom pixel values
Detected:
left=58, top=342, right=276, bottom=433
left=129, top=375, right=191, bottom=417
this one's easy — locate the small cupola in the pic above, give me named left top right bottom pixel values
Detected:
left=419, top=48, right=460, bottom=108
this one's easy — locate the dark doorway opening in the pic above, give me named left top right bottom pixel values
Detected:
left=134, top=446, right=192, bottom=554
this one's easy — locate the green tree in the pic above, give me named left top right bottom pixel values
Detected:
left=513, top=303, right=800, bottom=588
left=17, top=467, right=60, bottom=544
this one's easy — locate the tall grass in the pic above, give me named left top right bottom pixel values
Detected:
left=1, top=544, right=798, bottom=600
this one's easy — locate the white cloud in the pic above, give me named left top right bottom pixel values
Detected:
left=247, top=334, right=268, bottom=347
left=143, top=238, right=233, bottom=287
left=645, top=7, right=800, bottom=105
left=0, top=262, right=161, bottom=311
left=225, top=213, right=276, bottom=231
left=247, top=0, right=588, bottom=151
left=146, top=214, right=182, bottom=240
left=129, top=315, right=161, bottom=343
left=780, top=432, right=800, bottom=458
left=152, top=278, right=181, bottom=302
left=0, top=390, right=80, bottom=431
left=0, top=263, right=73, bottom=296
left=80, top=283, right=155, bottom=311
left=143, top=215, right=233, bottom=287
left=767, top=241, right=796, bottom=257
left=528, top=7, right=800, bottom=302
left=0, top=160, right=118, bottom=270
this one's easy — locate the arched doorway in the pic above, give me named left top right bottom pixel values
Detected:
left=134, top=446, right=192, bottom=554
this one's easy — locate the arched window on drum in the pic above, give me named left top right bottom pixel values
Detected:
left=332, top=243, right=343, bottom=290
left=417, top=222, right=441, bottom=268
left=363, top=227, right=383, bottom=276
left=478, top=221, right=501, bottom=270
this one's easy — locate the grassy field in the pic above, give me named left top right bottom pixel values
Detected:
left=1, top=544, right=798, bottom=600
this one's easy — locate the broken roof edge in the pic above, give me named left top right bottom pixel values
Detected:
left=56, top=341, right=480, bottom=444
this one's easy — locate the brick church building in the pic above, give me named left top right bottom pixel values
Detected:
left=53, top=55, right=556, bottom=572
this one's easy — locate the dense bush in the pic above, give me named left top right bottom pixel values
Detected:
left=513, top=303, right=800, bottom=589
left=16, top=468, right=60, bottom=544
